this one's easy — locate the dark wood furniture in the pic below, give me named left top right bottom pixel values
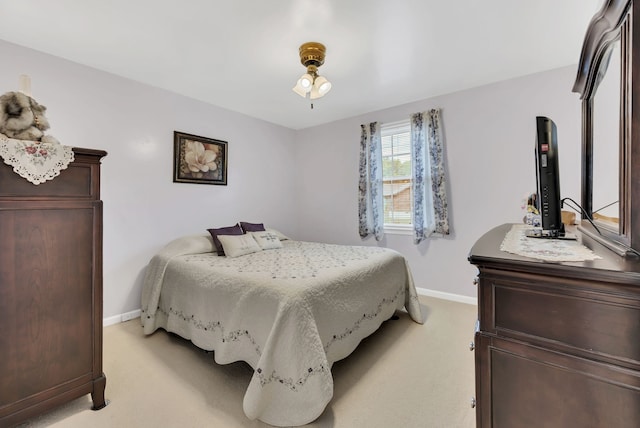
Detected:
left=469, top=1, right=640, bottom=425
left=469, top=223, right=640, bottom=427
left=0, top=147, right=107, bottom=426
left=573, top=0, right=638, bottom=255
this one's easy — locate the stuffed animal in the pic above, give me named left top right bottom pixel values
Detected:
left=0, top=91, right=59, bottom=144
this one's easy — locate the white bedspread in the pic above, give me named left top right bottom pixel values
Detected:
left=140, top=234, right=424, bottom=426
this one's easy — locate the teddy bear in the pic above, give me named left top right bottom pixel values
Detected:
left=0, top=91, right=59, bottom=144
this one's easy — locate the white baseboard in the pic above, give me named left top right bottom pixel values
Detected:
left=103, top=289, right=475, bottom=326
left=103, top=309, right=141, bottom=327
left=416, top=287, right=477, bottom=306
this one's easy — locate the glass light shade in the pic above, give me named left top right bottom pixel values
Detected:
left=300, top=73, right=313, bottom=89
left=292, top=73, right=314, bottom=97
left=292, top=83, right=307, bottom=97
left=309, top=86, right=321, bottom=99
left=314, top=76, right=332, bottom=95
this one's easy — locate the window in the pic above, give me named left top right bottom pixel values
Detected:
left=381, top=121, right=412, bottom=229
left=359, top=110, right=448, bottom=243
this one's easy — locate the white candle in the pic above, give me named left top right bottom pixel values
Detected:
left=19, top=74, right=31, bottom=96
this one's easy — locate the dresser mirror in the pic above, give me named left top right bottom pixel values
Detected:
left=573, top=0, right=638, bottom=255
left=591, top=39, right=620, bottom=232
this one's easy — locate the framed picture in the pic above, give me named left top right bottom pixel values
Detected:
left=173, top=131, right=228, bottom=185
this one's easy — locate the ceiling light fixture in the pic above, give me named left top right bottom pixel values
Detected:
left=292, top=42, right=332, bottom=107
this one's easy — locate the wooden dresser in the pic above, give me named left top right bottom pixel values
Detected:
left=0, top=147, right=107, bottom=426
left=469, top=223, right=640, bottom=428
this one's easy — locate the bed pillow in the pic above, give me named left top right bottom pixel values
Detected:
left=207, top=224, right=244, bottom=256
left=250, top=230, right=283, bottom=250
left=240, top=221, right=265, bottom=233
left=217, top=234, right=262, bottom=258
left=160, top=234, right=217, bottom=256
left=266, top=228, right=290, bottom=241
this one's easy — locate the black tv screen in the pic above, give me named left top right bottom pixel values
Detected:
left=534, top=116, right=564, bottom=236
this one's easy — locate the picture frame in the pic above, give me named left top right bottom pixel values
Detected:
left=173, top=131, right=228, bottom=185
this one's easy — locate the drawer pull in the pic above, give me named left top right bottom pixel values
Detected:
left=469, top=341, right=475, bottom=351
left=471, top=397, right=476, bottom=408
left=473, top=277, right=479, bottom=285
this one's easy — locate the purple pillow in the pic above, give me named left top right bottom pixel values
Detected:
left=207, top=224, right=244, bottom=256
left=240, top=221, right=265, bottom=233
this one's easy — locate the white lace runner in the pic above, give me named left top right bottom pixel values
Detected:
left=0, top=134, right=74, bottom=185
left=500, top=224, right=602, bottom=262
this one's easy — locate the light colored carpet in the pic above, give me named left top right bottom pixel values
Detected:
left=18, top=296, right=477, bottom=428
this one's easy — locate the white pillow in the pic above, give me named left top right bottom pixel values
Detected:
left=160, top=234, right=216, bottom=256
left=250, top=231, right=284, bottom=250
left=265, top=228, right=290, bottom=241
left=217, top=234, right=262, bottom=258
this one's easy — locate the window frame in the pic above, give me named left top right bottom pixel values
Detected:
left=381, top=120, right=413, bottom=233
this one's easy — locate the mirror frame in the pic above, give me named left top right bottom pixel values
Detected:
left=573, top=0, right=640, bottom=256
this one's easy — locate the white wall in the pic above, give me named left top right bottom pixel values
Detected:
left=0, top=38, right=585, bottom=314
left=0, top=40, right=298, bottom=319
left=294, top=66, right=583, bottom=298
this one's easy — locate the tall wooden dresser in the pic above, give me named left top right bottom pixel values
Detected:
left=469, top=223, right=640, bottom=427
left=0, top=147, right=107, bottom=426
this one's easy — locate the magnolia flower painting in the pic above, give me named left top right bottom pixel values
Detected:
left=173, top=131, right=227, bottom=185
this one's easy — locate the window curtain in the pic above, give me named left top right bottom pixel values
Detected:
left=358, top=122, right=384, bottom=240
left=411, top=109, right=449, bottom=244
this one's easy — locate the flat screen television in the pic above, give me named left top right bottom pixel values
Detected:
left=527, top=116, right=570, bottom=239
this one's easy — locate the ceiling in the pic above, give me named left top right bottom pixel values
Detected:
left=0, top=1, right=601, bottom=130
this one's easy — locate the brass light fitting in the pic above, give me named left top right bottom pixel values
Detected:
left=292, top=42, right=332, bottom=101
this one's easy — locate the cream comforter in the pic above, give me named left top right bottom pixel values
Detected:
left=141, top=234, right=424, bottom=426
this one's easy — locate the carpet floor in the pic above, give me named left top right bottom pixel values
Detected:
left=18, top=296, right=477, bottom=428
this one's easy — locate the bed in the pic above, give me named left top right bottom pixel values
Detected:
left=140, top=231, right=424, bottom=426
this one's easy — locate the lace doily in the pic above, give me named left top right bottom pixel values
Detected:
left=0, top=134, right=74, bottom=185
left=500, top=224, right=602, bottom=262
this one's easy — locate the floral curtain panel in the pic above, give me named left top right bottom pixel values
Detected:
left=411, top=109, right=449, bottom=244
left=358, top=122, right=384, bottom=240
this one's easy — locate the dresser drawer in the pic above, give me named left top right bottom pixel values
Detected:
left=479, top=273, right=640, bottom=366
left=477, top=333, right=640, bottom=428
left=0, top=148, right=104, bottom=199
